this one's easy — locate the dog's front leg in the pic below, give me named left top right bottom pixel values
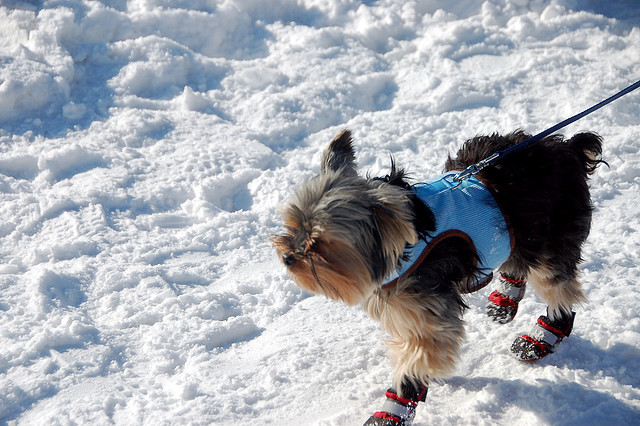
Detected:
left=363, top=281, right=465, bottom=425
left=364, top=381, right=427, bottom=425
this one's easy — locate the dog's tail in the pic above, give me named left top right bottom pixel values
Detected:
left=567, top=132, right=606, bottom=175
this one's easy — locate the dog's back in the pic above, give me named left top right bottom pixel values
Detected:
left=445, top=131, right=603, bottom=315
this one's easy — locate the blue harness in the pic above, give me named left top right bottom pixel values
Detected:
left=381, top=172, right=513, bottom=292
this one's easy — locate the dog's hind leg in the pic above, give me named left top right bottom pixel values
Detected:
left=527, top=264, right=587, bottom=319
left=510, top=265, right=586, bottom=361
left=486, top=272, right=527, bottom=324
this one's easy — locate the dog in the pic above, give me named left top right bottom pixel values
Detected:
left=272, top=129, right=603, bottom=425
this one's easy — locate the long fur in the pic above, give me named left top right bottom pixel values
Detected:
left=273, top=129, right=603, bottom=394
left=445, top=130, right=603, bottom=318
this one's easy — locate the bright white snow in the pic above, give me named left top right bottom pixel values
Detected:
left=0, top=0, right=639, bottom=424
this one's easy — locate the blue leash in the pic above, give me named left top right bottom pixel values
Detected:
left=454, top=79, right=640, bottom=183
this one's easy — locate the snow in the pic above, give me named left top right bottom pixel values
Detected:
left=0, top=0, right=639, bottom=424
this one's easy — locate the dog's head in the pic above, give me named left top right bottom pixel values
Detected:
left=272, top=130, right=418, bottom=305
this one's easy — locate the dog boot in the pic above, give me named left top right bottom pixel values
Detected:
left=364, top=385, right=427, bottom=426
left=511, top=310, right=576, bottom=361
left=486, top=273, right=526, bottom=324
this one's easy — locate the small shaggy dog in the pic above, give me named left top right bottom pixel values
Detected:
left=272, top=129, right=603, bottom=425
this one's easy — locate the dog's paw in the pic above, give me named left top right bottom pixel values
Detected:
left=364, top=412, right=415, bottom=426
left=486, top=295, right=519, bottom=324
left=486, top=274, right=526, bottom=324
left=364, top=388, right=424, bottom=426
left=364, top=413, right=407, bottom=426
left=510, top=334, right=551, bottom=361
left=511, top=312, right=576, bottom=361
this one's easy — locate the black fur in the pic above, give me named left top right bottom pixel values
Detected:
left=445, top=131, right=603, bottom=280
left=373, top=159, right=436, bottom=243
left=386, top=131, right=603, bottom=394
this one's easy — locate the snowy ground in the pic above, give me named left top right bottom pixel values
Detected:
left=0, top=0, right=639, bottom=424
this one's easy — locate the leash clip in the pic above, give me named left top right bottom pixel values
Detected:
left=453, top=152, right=500, bottom=186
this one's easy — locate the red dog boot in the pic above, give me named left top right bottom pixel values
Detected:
left=364, top=385, right=427, bottom=426
left=511, top=311, right=576, bottom=361
left=486, top=273, right=526, bottom=324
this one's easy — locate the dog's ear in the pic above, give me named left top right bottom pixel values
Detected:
left=321, top=129, right=357, bottom=175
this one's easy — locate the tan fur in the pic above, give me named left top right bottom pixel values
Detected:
left=528, top=264, right=588, bottom=320
left=272, top=226, right=376, bottom=306
left=584, top=148, right=601, bottom=175
left=364, top=278, right=465, bottom=391
left=271, top=157, right=418, bottom=306
left=375, top=205, right=418, bottom=266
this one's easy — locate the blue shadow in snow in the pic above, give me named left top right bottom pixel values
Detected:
left=436, top=338, right=640, bottom=425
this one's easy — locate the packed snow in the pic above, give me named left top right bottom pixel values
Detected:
left=0, top=0, right=639, bottom=424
